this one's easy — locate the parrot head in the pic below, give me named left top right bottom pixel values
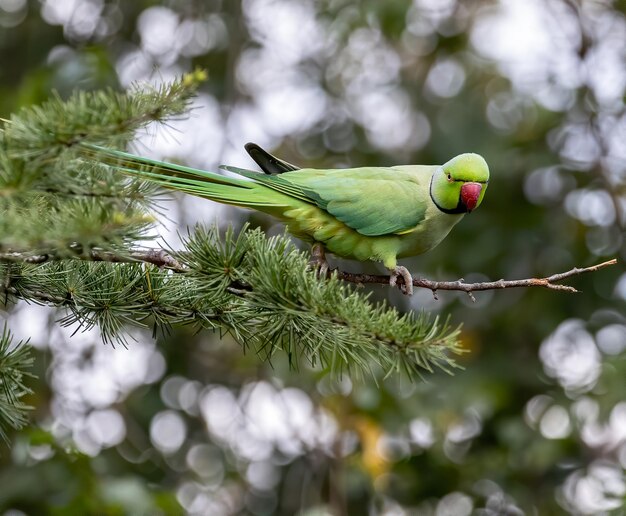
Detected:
left=430, top=153, right=489, bottom=214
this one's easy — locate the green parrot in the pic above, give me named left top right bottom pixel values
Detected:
left=82, top=143, right=489, bottom=295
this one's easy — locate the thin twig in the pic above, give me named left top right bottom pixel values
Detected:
left=333, top=259, right=617, bottom=298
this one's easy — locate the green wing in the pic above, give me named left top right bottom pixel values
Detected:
left=84, top=143, right=429, bottom=237
left=223, top=165, right=428, bottom=236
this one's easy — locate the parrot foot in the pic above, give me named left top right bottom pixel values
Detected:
left=389, top=266, right=414, bottom=296
left=309, top=243, right=330, bottom=278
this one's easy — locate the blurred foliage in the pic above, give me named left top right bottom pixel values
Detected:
left=0, top=0, right=625, bottom=514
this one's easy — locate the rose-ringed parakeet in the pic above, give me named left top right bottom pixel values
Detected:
left=82, top=143, right=489, bottom=295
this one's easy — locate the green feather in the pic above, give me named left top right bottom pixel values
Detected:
left=277, top=168, right=429, bottom=236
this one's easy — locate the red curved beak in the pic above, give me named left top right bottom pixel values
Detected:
left=461, top=182, right=482, bottom=212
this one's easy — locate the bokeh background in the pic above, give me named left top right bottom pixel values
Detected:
left=1, top=0, right=626, bottom=514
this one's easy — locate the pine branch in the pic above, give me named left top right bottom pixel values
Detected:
left=0, top=325, right=35, bottom=445
left=2, top=221, right=614, bottom=383
left=1, top=69, right=208, bottom=159
left=1, top=225, right=464, bottom=378
left=0, top=74, right=212, bottom=445
left=3, top=249, right=614, bottom=300
left=0, top=71, right=205, bottom=256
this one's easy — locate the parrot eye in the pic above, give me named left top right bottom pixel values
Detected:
left=447, top=173, right=452, bottom=181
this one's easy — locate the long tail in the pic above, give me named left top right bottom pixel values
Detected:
left=79, top=144, right=289, bottom=209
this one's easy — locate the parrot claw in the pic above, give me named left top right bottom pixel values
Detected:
left=389, top=266, right=414, bottom=296
left=309, top=243, right=330, bottom=278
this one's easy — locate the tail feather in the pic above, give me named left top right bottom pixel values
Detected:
left=79, top=144, right=289, bottom=208
left=80, top=144, right=245, bottom=188
left=244, top=142, right=299, bottom=174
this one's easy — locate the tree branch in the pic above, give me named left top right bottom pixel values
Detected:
left=334, top=259, right=618, bottom=300
left=90, top=249, right=185, bottom=270
left=1, top=249, right=616, bottom=301
left=0, top=248, right=184, bottom=270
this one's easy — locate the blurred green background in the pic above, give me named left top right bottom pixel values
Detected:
left=1, top=0, right=625, bottom=514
